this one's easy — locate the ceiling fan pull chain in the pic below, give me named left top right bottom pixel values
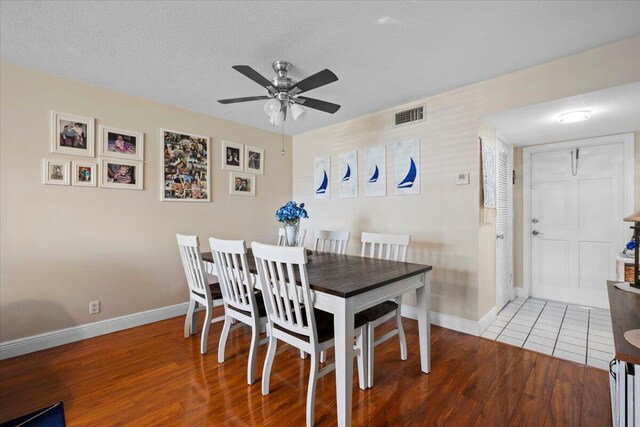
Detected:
left=281, top=121, right=285, bottom=156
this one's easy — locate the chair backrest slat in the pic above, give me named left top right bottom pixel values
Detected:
left=252, top=242, right=316, bottom=341
left=360, top=232, right=411, bottom=262
left=312, top=230, right=350, bottom=254
left=176, top=234, right=211, bottom=299
left=209, top=237, right=255, bottom=313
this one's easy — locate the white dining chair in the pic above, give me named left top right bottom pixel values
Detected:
left=209, top=238, right=269, bottom=385
left=277, top=227, right=307, bottom=247
left=358, top=232, right=411, bottom=388
left=278, top=227, right=309, bottom=360
left=252, top=242, right=367, bottom=427
left=176, top=234, right=225, bottom=354
left=312, top=230, right=350, bottom=254
left=311, top=229, right=351, bottom=363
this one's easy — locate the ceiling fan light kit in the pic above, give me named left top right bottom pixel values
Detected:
left=218, top=60, right=340, bottom=126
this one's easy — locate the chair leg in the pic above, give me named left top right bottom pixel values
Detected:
left=262, top=336, right=278, bottom=396
left=395, top=297, right=407, bottom=361
left=306, top=352, right=319, bottom=427
left=191, top=301, right=200, bottom=335
left=320, top=350, right=326, bottom=363
left=200, top=304, right=212, bottom=354
left=356, top=329, right=367, bottom=391
left=247, top=319, right=259, bottom=385
left=218, top=315, right=231, bottom=363
left=184, top=299, right=196, bottom=338
left=367, top=321, right=375, bottom=388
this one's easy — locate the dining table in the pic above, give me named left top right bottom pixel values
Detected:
left=201, top=249, right=432, bottom=427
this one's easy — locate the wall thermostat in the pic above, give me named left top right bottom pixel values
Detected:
left=456, top=172, right=470, bottom=185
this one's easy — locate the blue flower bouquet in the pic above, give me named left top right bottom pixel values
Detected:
left=276, top=201, right=308, bottom=246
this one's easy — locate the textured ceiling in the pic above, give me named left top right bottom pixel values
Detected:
left=484, top=82, right=640, bottom=146
left=1, top=1, right=640, bottom=135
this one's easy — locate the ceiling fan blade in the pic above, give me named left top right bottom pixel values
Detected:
left=290, top=69, right=338, bottom=94
left=296, top=96, right=341, bottom=114
left=218, top=96, right=271, bottom=104
left=232, top=65, right=276, bottom=92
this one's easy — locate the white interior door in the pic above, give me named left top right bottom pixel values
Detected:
left=530, top=142, right=624, bottom=308
left=496, top=138, right=513, bottom=311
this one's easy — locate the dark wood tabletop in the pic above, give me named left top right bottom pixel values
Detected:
left=607, top=281, right=640, bottom=365
left=202, top=250, right=432, bottom=298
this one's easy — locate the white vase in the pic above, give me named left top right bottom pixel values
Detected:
left=283, top=219, right=300, bottom=247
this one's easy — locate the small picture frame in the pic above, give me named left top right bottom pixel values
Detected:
left=51, top=111, right=94, bottom=157
left=99, top=126, right=144, bottom=160
left=43, top=159, right=70, bottom=186
left=99, top=158, right=143, bottom=190
left=72, top=161, right=97, bottom=187
left=244, top=145, right=264, bottom=175
left=229, top=172, right=256, bottom=196
left=222, top=140, right=244, bottom=172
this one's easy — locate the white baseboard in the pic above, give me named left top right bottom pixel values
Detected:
left=3, top=300, right=499, bottom=359
left=401, top=305, right=484, bottom=336
left=515, top=287, right=529, bottom=299
left=0, top=302, right=190, bottom=360
left=478, top=306, right=497, bottom=335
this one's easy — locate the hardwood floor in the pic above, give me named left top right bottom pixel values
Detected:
left=0, top=311, right=611, bottom=426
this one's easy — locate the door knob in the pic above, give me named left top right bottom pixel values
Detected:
left=532, top=218, right=539, bottom=224
left=532, top=230, right=543, bottom=236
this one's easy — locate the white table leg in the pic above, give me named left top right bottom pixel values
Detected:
left=333, top=297, right=354, bottom=427
left=415, top=272, right=431, bottom=373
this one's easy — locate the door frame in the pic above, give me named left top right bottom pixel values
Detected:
left=522, top=133, right=635, bottom=299
left=496, top=133, right=514, bottom=308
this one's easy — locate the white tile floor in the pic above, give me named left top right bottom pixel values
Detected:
left=481, top=297, right=614, bottom=370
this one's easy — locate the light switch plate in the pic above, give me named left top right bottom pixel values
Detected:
left=456, top=172, right=470, bottom=185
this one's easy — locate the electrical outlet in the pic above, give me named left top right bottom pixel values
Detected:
left=89, top=300, right=100, bottom=315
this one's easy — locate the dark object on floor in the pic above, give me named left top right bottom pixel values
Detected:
left=0, top=402, right=65, bottom=427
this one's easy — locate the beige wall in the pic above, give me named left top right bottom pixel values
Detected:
left=293, top=36, right=640, bottom=322
left=0, top=63, right=293, bottom=341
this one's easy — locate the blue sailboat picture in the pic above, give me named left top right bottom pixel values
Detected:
left=397, top=157, right=417, bottom=189
left=315, top=170, right=328, bottom=194
left=369, top=165, right=380, bottom=183
left=341, top=164, right=351, bottom=181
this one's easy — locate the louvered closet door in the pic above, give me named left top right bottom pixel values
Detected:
left=496, top=139, right=513, bottom=311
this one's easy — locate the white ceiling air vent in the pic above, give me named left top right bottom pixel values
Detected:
left=393, top=105, right=425, bottom=127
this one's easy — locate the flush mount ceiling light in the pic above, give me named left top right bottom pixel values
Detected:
left=558, top=110, right=591, bottom=124
left=218, top=61, right=341, bottom=126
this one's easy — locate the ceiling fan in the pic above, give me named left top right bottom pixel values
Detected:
left=218, top=61, right=341, bottom=126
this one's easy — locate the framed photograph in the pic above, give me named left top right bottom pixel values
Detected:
left=99, top=126, right=144, bottom=160
left=72, top=161, right=97, bottom=187
left=51, top=111, right=94, bottom=157
left=229, top=172, right=256, bottom=196
left=43, top=159, right=70, bottom=186
left=244, top=145, right=264, bottom=175
left=162, top=129, right=210, bottom=202
left=99, top=158, right=143, bottom=190
left=222, top=140, right=244, bottom=172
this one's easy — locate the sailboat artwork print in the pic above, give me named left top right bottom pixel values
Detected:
left=365, top=145, right=386, bottom=197
left=338, top=150, right=358, bottom=198
left=394, top=139, right=420, bottom=195
left=314, top=156, right=330, bottom=199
